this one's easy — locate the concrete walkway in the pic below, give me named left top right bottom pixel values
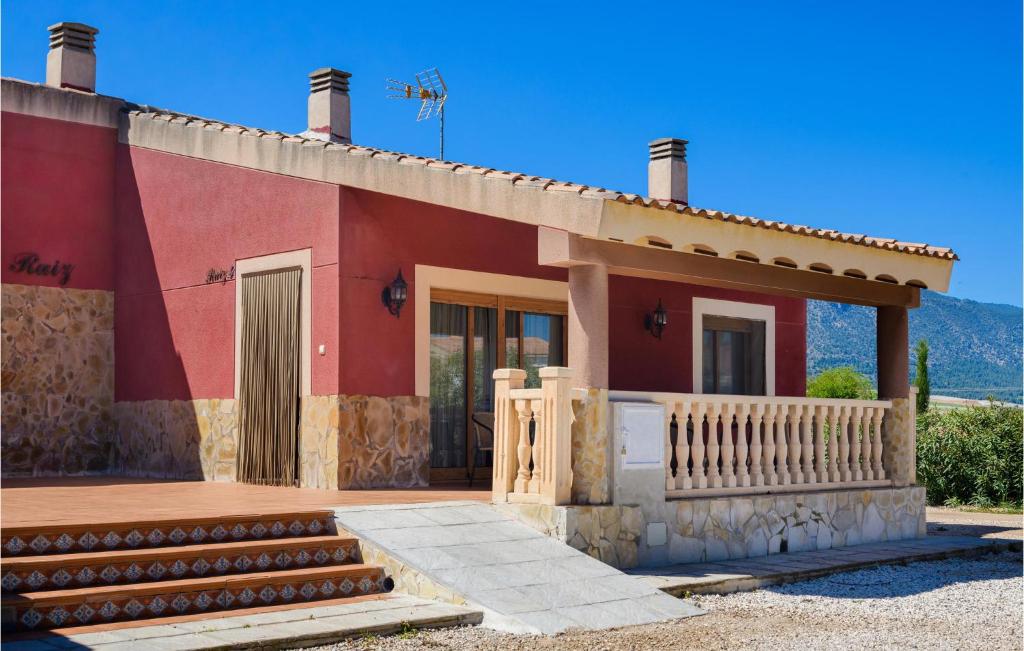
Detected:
left=3, top=595, right=482, bottom=651
left=333, top=501, right=703, bottom=635
left=630, top=534, right=1021, bottom=596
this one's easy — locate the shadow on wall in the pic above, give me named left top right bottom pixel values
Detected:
left=109, top=150, right=217, bottom=481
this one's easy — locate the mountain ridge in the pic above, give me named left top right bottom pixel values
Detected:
left=807, top=291, right=1022, bottom=403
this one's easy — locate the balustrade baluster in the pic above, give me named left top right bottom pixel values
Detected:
left=788, top=405, right=803, bottom=484
left=871, top=408, right=886, bottom=480
left=528, top=399, right=544, bottom=493
left=837, top=406, right=852, bottom=483
left=690, top=402, right=707, bottom=489
left=813, top=405, right=826, bottom=483
left=513, top=400, right=533, bottom=494
left=858, top=407, right=872, bottom=480
left=664, top=406, right=676, bottom=491
left=763, top=404, right=778, bottom=485
left=707, top=403, right=722, bottom=488
left=749, top=404, right=764, bottom=487
left=860, top=409, right=876, bottom=481
left=826, top=405, right=840, bottom=482
left=849, top=406, right=863, bottom=481
left=735, top=403, right=751, bottom=487
left=775, top=405, right=789, bottom=485
left=677, top=403, right=692, bottom=489
left=721, top=403, right=736, bottom=488
left=799, top=404, right=814, bottom=484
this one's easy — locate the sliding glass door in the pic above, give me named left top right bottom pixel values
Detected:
left=428, top=291, right=566, bottom=481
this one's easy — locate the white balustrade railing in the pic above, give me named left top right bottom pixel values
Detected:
left=492, top=367, right=584, bottom=505
left=609, top=392, right=892, bottom=497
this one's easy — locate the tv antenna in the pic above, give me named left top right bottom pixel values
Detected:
left=386, top=68, right=448, bottom=159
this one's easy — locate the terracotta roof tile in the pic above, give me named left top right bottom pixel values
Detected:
left=126, top=108, right=957, bottom=261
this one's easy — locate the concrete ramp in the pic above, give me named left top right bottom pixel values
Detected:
left=333, top=501, right=702, bottom=634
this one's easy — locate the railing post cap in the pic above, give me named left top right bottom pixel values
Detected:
left=493, top=368, right=527, bottom=380
left=539, top=366, right=575, bottom=379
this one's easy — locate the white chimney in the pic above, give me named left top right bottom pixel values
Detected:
left=648, top=137, right=688, bottom=205
left=46, top=22, right=98, bottom=92
left=304, top=67, right=352, bottom=143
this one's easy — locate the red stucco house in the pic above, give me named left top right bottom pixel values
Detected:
left=2, top=23, right=955, bottom=509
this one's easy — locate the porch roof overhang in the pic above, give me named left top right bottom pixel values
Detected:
left=539, top=226, right=922, bottom=308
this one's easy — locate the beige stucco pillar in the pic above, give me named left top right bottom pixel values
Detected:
left=568, top=264, right=609, bottom=389
left=877, top=305, right=915, bottom=486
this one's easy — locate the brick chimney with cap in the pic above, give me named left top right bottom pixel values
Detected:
left=303, top=67, right=352, bottom=143
left=647, top=137, right=688, bottom=205
left=46, top=22, right=99, bottom=92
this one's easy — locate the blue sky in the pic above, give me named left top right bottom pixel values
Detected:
left=4, top=1, right=1020, bottom=306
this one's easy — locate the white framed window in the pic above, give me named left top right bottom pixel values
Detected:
left=691, top=297, right=775, bottom=396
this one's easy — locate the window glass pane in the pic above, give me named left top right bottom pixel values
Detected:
left=505, top=310, right=521, bottom=370
left=703, top=315, right=767, bottom=396
left=717, top=331, right=736, bottom=394
left=472, top=307, right=497, bottom=468
left=522, top=313, right=562, bottom=388
left=429, top=303, right=466, bottom=468
left=702, top=330, right=715, bottom=393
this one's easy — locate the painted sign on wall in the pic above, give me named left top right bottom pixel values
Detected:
left=8, top=252, right=75, bottom=286
left=205, top=266, right=235, bottom=284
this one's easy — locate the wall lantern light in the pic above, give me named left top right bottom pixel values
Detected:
left=381, top=269, right=408, bottom=317
left=644, top=298, right=668, bottom=339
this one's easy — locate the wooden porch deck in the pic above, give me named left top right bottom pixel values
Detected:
left=1, top=476, right=490, bottom=528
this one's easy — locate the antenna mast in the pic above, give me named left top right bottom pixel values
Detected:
left=386, top=68, right=448, bottom=159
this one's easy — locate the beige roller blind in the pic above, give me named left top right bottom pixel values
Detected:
left=236, top=267, right=301, bottom=486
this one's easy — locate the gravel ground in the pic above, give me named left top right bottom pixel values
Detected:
left=927, top=507, right=1023, bottom=540
left=307, top=551, right=1022, bottom=651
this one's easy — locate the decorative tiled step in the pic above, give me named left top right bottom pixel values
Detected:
left=4, top=564, right=388, bottom=630
left=1, top=510, right=334, bottom=556
left=1, top=535, right=358, bottom=592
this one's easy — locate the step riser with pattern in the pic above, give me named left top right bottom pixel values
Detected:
left=2, top=512, right=334, bottom=556
left=2, top=538, right=358, bottom=592
left=9, top=566, right=387, bottom=630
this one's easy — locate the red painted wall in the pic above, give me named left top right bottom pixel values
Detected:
left=3, top=118, right=805, bottom=401
left=337, top=188, right=567, bottom=397
left=1, top=112, right=116, bottom=290
left=114, top=146, right=341, bottom=401
left=609, top=275, right=807, bottom=396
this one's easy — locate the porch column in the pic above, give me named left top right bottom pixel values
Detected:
left=568, top=264, right=609, bottom=389
left=877, top=305, right=915, bottom=486
left=877, top=306, right=909, bottom=400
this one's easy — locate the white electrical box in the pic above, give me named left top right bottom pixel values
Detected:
left=614, top=402, right=664, bottom=469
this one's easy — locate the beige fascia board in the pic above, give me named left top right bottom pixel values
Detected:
left=1, top=78, right=124, bottom=128
left=120, top=112, right=605, bottom=236
left=597, top=199, right=953, bottom=292
left=539, top=226, right=921, bottom=308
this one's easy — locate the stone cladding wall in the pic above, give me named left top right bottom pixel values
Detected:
left=299, top=394, right=430, bottom=489
left=1, top=284, right=115, bottom=476
left=500, top=486, right=926, bottom=569
left=114, top=399, right=237, bottom=480
left=570, top=389, right=611, bottom=505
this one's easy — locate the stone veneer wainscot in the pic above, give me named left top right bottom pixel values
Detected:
left=1, top=283, right=115, bottom=475
left=501, top=486, right=926, bottom=569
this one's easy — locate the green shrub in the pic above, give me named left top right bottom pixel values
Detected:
left=916, top=403, right=1023, bottom=507
left=806, top=366, right=876, bottom=400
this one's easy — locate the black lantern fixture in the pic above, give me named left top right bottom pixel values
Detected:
left=644, top=298, right=668, bottom=339
left=381, top=269, right=408, bottom=317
